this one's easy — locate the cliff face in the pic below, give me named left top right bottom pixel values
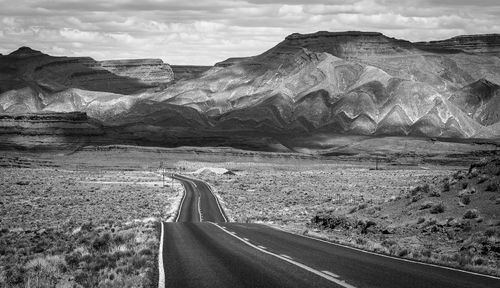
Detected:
left=98, top=59, right=174, bottom=85
left=0, top=48, right=174, bottom=95
left=417, top=34, right=500, bottom=56
left=0, top=112, right=104, bottom=150
left=170, top=65, right=212, bottom=81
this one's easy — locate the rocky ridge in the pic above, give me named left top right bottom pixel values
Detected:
left=1, top=31, right=500, bottom=150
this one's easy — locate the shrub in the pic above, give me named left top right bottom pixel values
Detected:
left=420, top=201, right=434, bottom=210
left=457, top=254, right=472, bottom=267
left=398, top=248, right=409, bottom=257
left=430, top=203, right=445, bottom=214
left=443, top=182, right=450, bottom=192
left=463, top=209, right=479, bottom=219
left=462, top=182, right=468, bottom=189
left=460, top=195, right=471, bottom=205
left=477, top=176, right=488, bottom=184
left=421, top=249, right=432, bottom=258
left=453, top=171, right=465, bottom=180
left=417, top=217, right=425, bottom=224
left=92, top=233, right=112, bottom=252
left=484, top=228, right=497, bottom=237
left=25, top=256, right=66, bottom=288
left=429, top=190, right=441, bottom=197
left=65, top=252, right=81, bottom=268
left=411, top=194, right=423, bottom=203
left=485, top=183, right=498, bottom=192
left=358, top=203, right=368, bottom=210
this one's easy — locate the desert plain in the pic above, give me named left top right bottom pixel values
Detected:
left=1, top=142, right=499, bottom=287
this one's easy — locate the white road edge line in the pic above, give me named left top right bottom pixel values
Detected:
left=210, top=223, right=356, bottom=288
left=158, top=222, right=165, bottom=288
left=271, top=226, right=500, bottom=280
left=198, top=196, right=203, bottom=222
left=174, top=181, right=187, bottom=223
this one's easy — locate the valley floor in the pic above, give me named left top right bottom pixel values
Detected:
left=0, top=145, right=498, bottom=287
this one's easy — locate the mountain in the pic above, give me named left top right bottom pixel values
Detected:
left=0, top=47, right=174, bottom=96
left=1, top=32, right=499, bottom=150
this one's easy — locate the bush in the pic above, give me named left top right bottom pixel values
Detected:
left=397, top=248, right=409, bottom=257
left=311, top=213, right=354, bottom=230
left=65, top=252, right=81, bottom=268
left=443, top=182, right=450, bottom=192
left=477, top=176, right=488, bottom=184
left=463, top=209, right=479, bottom=219
left=430, top=203, right=445, bottom=214
left=92, top=233, right=111, bottom=252
left=460, top=195, right=471, bottom=205
left=457, top=254, right=472, bottom=267
left=484, top=228, right=497, bottom=237
left=421, top=249, right=432, bottom=258
left=411, top=194, right=423, bottom=203
left=417, top=217, right=425, bottom=224
left=485, top=183, right=498, bottom=192
left=429, top=190, right=441, bottom=197
left=420, top=201, right=434, bottom=210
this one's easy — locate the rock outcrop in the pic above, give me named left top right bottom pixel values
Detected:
left=417, top=34, right=500, bottom=56
left=171, top=65, right=211, bottom=81
left=0, top=112, right=104, bottom=150
left=0, top=48, right=174, bottom=95
left=98, top=59, right=174, bottom=85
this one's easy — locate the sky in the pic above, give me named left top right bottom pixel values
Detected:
left=1, top=0, right=499, bottom=65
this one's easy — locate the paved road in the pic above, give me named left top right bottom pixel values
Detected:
left=161, top=175, right=500, bottom=288
left=171, top=174, right=228, bottom=222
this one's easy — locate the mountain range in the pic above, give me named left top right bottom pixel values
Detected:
left=0, top=31, right=499, bottom=151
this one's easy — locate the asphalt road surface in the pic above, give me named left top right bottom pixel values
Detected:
left=160, top=174, right=500, bottom=288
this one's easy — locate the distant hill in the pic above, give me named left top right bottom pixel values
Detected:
left=1, top=31, right=499, bottom=150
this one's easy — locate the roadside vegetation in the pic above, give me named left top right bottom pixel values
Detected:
left=196, top=157, right=500, bottom=276
left=0, top=153, right=181, bottom=288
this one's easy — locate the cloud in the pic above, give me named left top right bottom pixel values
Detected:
left=0, top=0, right=498, bottom=64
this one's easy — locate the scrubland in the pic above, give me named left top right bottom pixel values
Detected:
left=1, top=146, right=499, bottom=285
left=0, top=153, right=182, bottom=288
left=196, top=157, right=500, bottom=276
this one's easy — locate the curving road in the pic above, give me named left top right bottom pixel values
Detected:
left=160, top=174, right=500, bottom=288
left=171, top=174, right=228, bottom=222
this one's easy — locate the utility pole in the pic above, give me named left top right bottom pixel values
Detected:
left=160, top=161, right=165, bottom=188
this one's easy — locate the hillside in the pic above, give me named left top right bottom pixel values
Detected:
left=1, top=31, right=500, bottom=150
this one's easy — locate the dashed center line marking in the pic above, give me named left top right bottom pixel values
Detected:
left=211, top=223, right=356, bottom=288
left=280, top=254, right=292, bottom=260
left=322, top=270, right=340, bottom=278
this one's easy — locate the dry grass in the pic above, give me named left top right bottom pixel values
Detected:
left=0, top=152, right=183, bottom=288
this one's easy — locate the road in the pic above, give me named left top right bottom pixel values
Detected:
left=160, top=174, right=500, bottom=288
